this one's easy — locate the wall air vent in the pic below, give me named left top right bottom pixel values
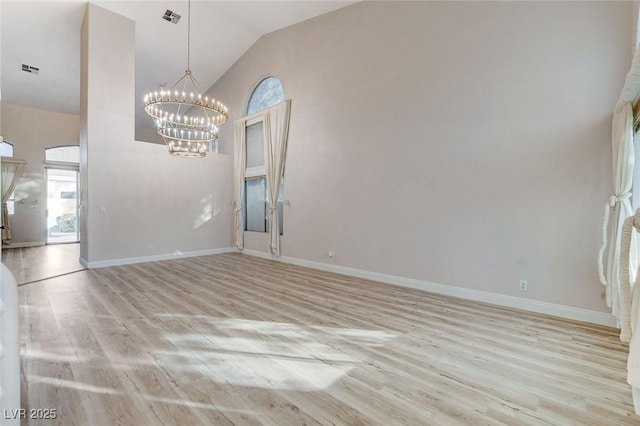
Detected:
left=162, top=10, right=181, bottom=24
left=21, top=64, right=39, bottom=74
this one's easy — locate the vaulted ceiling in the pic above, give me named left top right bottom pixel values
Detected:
left=1, top=0, right=355, bottom=141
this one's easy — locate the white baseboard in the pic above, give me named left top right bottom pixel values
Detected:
left=241, top=249, right=617, bottom=328
left=2, top=241, right=45, bottom=249
left=81, top=247, right=237, bottom=269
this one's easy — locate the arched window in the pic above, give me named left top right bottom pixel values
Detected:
left=241, top=77, right=287, bottom=242
left=1, top=141, right=14, bottom=157
left=246, top=77, right=284, bottom=115
left=45, top=146, right=79, bottom=164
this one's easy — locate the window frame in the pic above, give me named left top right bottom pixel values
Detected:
left=44, top=145, right=80, bottom=166
left=242, top=114, right=284, bottom=236
left=244, top=176, right=268, bottom=233
left=0, top=141, right=14, bottom=158
left=246, top=76, right=285, bottom=116
left=1, top=141, right=16, bottom=214
left=243, top=115, right=268, bottom=234
left=245, top=116, right=266, bottom=179
left=240, top=77, right=286, bottom=238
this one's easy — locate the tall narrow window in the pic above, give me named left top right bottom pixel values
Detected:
left=245, top=121, right=267, bottom=232
left=243, top=77, right=285, bottom=236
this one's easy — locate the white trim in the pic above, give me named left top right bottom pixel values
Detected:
left=241, top=249, right=618, bottom=328
left=82, top=247, right=237, bottom=269
left=3, top=241, right=45, bottom=248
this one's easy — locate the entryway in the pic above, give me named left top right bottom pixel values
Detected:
left=44, top=146, right=80, bottom=245
left=45, top=168, right=79, bottom=244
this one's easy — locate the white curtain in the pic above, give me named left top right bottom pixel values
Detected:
left=1, top=159, right=26, bottom=244
left=615, top=47, right=640, bottom=111
left=234, top=120, right=246, bottom=249
left=598, top=103, right=635, bottom=328
left=264, top=101, right=291, bottom=257
left=620, top=210, right=640, bottom=413
left=611, top=7, right=640, bottom=414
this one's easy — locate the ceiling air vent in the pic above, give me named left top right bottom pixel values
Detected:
left=21, top=64, right=39, bottom=74
left=162, top=10, right=181, bottom=24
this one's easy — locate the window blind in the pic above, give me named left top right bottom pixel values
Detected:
left=245, top=122, right=265, bottom=169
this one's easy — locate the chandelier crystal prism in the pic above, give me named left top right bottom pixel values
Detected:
left=143, top=0, right=228, bottom=158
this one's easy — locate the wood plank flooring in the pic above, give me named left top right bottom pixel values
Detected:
left=2, top=243, right=84, bottom=285
left=17, top=253, right=637, bottom=425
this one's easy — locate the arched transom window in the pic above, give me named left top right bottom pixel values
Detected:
left=246, top=77, right=284, bottom=115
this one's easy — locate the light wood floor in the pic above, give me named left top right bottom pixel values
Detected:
left=18, top=253, right=636, bottom=425
left=2, top=243, right=84, bottom=285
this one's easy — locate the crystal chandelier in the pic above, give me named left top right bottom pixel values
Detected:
left=143, top=0, right=228, bottom=158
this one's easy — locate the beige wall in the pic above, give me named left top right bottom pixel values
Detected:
left=1, top=103, right=80, bottom=245
left=81, top=5, right=232, bottom=263
left=212, top=1, right=632, bottom=312
left=634, top=1, right=640, bottom=52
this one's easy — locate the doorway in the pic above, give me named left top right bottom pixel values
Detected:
left=46, top=168, right=79, bottom=244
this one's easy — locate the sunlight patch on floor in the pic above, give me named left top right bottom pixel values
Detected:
left=155, top=316, right=398, bottom=391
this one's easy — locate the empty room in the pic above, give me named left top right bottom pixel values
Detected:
left=2, top=0, right=640, bottom=424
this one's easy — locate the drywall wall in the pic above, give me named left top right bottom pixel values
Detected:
left=1, top=103, right=79, bottom=245
left=634, top=1, right=640, bottom=52
left=0, top=0, right=2, bottom=106
left=212, top=1, right=632, bottom=312
left=80, top=4, right=232, bottom=263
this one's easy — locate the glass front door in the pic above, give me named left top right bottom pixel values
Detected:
left=46, top=168, right=79, bottom=244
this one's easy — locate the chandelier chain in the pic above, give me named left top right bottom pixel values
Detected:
left=143, top=0, right=228, bottom=158
left=187, top=0, right=191, bottom=71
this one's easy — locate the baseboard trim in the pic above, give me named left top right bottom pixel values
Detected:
left=241, top=249, right=617, bottom=328
left=82, top=247, right=237, bottom=269
left=3, top=241, right=46, bottom=249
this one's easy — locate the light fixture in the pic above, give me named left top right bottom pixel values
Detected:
left=143, top=0, right=228, bottom=158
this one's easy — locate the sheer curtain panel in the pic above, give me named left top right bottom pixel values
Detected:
left=234, top=120, right=247, bottom=249
left=599, top=103, right=635, bottom=327
left=264, top=101, right=291, bottom=256
left=1, top=159, right=25, bottom=244
left=616, top=48, right=640, bottom=111
left=608, top=8, right=640, bottom=413
left=619, top=210, right=640, bottom=413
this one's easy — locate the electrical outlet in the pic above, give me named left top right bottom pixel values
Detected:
left=519, top=279, right=528, bottom=291
left=328, top=251, right=335, bottom=261
left=149, top=245, right=155, bottom=254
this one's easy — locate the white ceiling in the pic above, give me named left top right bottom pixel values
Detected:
left=0, top=0, right=355, bottom=139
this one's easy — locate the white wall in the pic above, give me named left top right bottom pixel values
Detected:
left=0, top=0, right=3, bottom=106
left=1, top=103, right=79, bottom=245
left=212, top=1, right=632, bottom=312
left=81, top=5, right=232, bottom=264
